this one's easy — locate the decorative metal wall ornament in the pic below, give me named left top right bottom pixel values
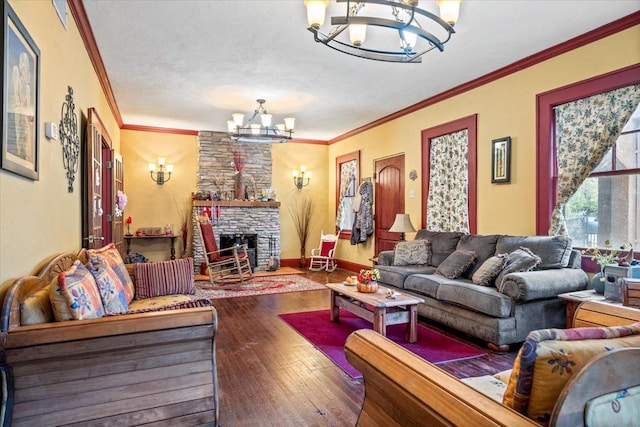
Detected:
left=59, top=86, right=80, bottom=192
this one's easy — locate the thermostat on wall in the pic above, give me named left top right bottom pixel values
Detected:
left=45, top=122, right=59, bottom=140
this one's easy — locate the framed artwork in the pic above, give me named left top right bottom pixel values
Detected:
left=2, top=1, right=40, bottom=180
left=335, top=150, right=360, bottom=237
left=491, top=136, right=510, bottom=183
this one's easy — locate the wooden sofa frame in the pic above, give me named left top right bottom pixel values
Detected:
left=344, top=302, right=640, bottom=427
left=0, top=252, right=219, bottom=427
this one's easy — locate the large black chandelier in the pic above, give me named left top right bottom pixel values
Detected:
left=227, top=99, right=295, bottom=144
left=304, top=0, right=460, bottom=63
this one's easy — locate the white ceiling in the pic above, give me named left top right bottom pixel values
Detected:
left=82, top=1, right=639, bottom=141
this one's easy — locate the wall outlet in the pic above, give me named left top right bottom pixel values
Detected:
left=45, top=122, right=59, bottom=140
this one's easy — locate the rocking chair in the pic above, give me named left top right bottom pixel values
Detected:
left=195, top=216, right=253, bottom=284
left=309, top=231, right=340, bottom=272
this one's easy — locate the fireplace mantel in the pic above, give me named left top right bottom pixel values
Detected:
left=192, top=200, right=280, bottom=208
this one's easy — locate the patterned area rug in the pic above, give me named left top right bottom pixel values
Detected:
left=195, top=274, right=326, bottom=299
left=279, top=309, right=486, bottom=378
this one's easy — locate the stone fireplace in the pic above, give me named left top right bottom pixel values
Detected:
left=191, top=132, right=280, bottom=272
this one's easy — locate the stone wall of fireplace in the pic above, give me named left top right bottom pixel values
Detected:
left=192, top=132, right=280, bottom=272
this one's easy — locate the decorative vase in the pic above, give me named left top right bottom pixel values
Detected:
left=591, top=272, right=606, bottom=294
left=357, top=281, right=378, bottom=293
left=299, top=247, right=306, bottom=268
left=234, top=172, right=245, bottom=201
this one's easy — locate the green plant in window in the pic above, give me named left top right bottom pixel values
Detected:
left=582, top=240, right=631, bottom=281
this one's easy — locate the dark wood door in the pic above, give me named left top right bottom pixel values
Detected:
left=374, top=155, right=405, bottom=255
left=112, top=152, right=124, bottom=254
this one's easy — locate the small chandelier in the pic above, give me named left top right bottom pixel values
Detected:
left=304, top=0, right=460, bottom=63
left=227, top=99, right=295, bottom=144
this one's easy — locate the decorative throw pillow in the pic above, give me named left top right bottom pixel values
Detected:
left=495, top=247, right=541, bottom=290
left=49, top=276, right=74, bottom=321
left=134, top=257, right=196, bottom=299
left=435, top=249, right=477, bottom=279
left=472, top=253, right=509, bottom=286
left=393, top=239, right=431, bottom=266
left=57, top=260, right=105, bottom=320
left=88, top=255, right=129, bottom=315
left=87, top=243, right=135, bottom=303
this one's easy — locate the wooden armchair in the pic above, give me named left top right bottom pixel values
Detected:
left=196, top=216, right=252, bottom=285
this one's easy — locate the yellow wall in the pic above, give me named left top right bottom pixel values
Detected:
left=0, top=1, right=120, bottom=285
left=329, top=26, right=640, bottom=268
left=119, top=130, right=198, bottom=262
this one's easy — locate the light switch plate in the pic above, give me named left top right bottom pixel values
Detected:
left=409, top=190, right=415, bottom=199
left=45, top=122, right=59, bottom=140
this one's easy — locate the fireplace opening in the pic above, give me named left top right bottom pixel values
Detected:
left=220, top=233, right=258, bottom=271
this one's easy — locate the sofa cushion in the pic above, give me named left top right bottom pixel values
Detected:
left=436, top=250, right=477, bottom=279
left=414, top=230, right=464, bottom=266
left=377, top=265, right=436, bottom=289
left=503, top=323, right=640, bottom=423
left=88, top=255, right=129, bottom=315
left=456, top=234, right=500, bottom=279
left=585, top=385, right=640, bottom=427
left=87, top=243, right=135, bottom=303
left=495, top=247, right=541, bottom=291
left=472, top=253, right=508, bottom=286
left=436, top=280, right=513, bottom=318
left=134, top=258, right=196, bottom=299
left=127, top=294, right=194, bottom=311
left=496, top=235, right=572, bottom=270
left=57, top=260, right=105, bottom=320
left=403, top=273, right=449, bottom=298
left=393, top=239, right=431, bottom=266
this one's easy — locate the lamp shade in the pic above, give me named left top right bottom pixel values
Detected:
left=389, top=214, right=416, bottom=234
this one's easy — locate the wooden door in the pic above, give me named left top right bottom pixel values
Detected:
left=374, top=155, right=405, bottom=255
left=82, top=108, right=115, bottom=249
left=112, top=152, right=124, bottom=255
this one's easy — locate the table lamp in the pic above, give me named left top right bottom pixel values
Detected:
left=389, top=213, right=416, bottom=242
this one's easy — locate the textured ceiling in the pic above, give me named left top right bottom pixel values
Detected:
left=82, top=1, right=640, bottom=141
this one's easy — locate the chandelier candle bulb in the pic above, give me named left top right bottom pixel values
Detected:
left=304, top=0, right=328, bottom=29
left=284, top=117, right=295, bottom=131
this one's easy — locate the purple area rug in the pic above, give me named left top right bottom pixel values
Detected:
left=279, top=309, right=485, bottom=378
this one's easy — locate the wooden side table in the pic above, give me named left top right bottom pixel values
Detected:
left=559, top=290, right=640, bottom=328
left=125, top=234, right=178, bottom=260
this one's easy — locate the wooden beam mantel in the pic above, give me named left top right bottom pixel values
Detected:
left=192, top=200, right=280, bottom=208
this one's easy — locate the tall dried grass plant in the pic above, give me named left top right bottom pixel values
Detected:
left=288, top=197, right=314, bottom=267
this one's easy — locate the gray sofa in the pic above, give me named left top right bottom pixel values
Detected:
left=376, top=230, right=588, bottom=350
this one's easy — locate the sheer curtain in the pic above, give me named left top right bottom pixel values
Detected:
left=426, top=129, right=469, bottom=232
left=549, top=84, right=640, bottom=236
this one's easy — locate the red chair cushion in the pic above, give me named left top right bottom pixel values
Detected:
left=320, top=241, right=335, bottom=257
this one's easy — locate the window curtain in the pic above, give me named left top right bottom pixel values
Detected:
left=426, top=129, right=469, bottom=232
left=549, top=84, right=640, bottom=236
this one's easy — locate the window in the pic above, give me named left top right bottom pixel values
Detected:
left=564, top=104, right=640, bottom=248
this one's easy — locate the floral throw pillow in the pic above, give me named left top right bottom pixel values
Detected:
left=393, top=239, right=431, bottom=266
left=87, top=243, right=135, bottom=303
left=57, top=260, right=105, bottom=320
left=87, top=255, right=129, bottom=315
left=472, top=253, right=509, bottom=286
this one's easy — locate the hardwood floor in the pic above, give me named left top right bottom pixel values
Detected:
left=213, top=268, right=519, bottom=426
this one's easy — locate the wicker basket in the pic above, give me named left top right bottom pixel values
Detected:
left=357, top=281, right=379, bottom=293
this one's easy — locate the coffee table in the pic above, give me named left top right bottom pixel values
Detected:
left=326, top=283, right=425, bottom=343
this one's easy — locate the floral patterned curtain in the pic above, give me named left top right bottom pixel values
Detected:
left=426, top=129, right=469, bottom=232
left=549, top=84, right=640, bottom=236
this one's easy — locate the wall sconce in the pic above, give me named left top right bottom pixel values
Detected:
left=389, top=213, right=416, bottom=242
left=149, top=157, right=173, bottom=185
left=293, top=165, right=312, bottom=189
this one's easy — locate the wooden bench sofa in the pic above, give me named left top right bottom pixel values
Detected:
left=0, top=250, right=219, bottom=427
left=344, top=301, right=640, bottom=427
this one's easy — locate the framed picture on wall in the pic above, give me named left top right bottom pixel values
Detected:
left=491, top=136, right=511, bottom=183
left=2, top=1, right=40, bottom=180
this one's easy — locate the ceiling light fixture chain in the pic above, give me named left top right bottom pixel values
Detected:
left=304, top=0, right=460, bottom=63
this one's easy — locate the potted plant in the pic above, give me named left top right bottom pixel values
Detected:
left=582, top=240, right=630, bottom=294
